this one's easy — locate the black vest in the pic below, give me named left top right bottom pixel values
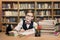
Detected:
left=22, top=20, right=33, bottom=30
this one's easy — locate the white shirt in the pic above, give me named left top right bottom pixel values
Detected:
left=14, top=19, right=38, bottom=31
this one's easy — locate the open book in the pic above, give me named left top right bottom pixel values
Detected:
left=18, top=28, right=35, bottom=36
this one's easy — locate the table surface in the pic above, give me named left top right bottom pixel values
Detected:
left=0, top=32, right=60, bottom=40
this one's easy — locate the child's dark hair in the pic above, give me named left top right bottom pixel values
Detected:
left=25, top=10, right=34, bottom=16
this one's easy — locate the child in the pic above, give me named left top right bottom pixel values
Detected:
left=9, top=10, right=38, bottom=36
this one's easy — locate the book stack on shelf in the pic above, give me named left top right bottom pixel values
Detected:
left=19, top=11, right=25, bottom=16
left=1, top=18, right=17, bottom=23
left=3, top=11, right=18, bottom=16
left=37, top=10, right=51, bottom=16
left=54, top=10, right=60, bottom=16
left=19, top=3, right=35, bottom=9
left=13, top=3, right=18, bottom=9
left=37, top=3, right=51, bottom=9
left=36, top=17, right=52, bottom=22
left=2, top=2, right=18, bottom=9
left=2, top=3, right=11, bottom=9
left=1, top=18, right=5, bottom=23
left=54, top=2, right=60, bottom=8
left=6, top=18, right=17, bottom=23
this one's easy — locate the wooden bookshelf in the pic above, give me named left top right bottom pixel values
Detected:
left=0, top=0, right=60, bottom=32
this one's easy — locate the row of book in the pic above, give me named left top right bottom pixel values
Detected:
left=3, top=11, right=18, bottom=16
left=3, top=10, right=60, bottom=17
left=2, top=3, right=18, bottom=9
left=2, top=11, right=26, bottom=16
left=36, top=17, right=60, bottom=23
left=36, top=18, right=53, bottom=21
left=37, top=3, right=51, bottom=9
left=2, top=3, right=60, bottom=9
left=19, top=11, right=25, bottom=16
left=1, top=18, right=17, bottom=23
left=37, top=11, right=51, bottom=16
left=54, top=3, right=60, bottom=8
left=2, top=3, right=11, bottom=9
left=3, top=11, right=52, bottom=16
left=54, top=10, right=60, bottom=15
left=19, top=3, right=35, bottom=9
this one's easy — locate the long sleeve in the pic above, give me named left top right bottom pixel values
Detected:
left=14, top=20, right=23, bottom=31
left=33, top=22, right=38, bottom=29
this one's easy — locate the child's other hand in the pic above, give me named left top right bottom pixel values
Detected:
left=9, top=31, right=15, bottom=34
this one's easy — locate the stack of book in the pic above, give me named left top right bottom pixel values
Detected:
left=2, top=3, right=11, bottom=9
left=39, top=20, right=56, bottom=33
left=5, top=18, right=17, bottom=22
left=1, top=18, right=9, bottom=23
left=36, top=18, right=52, bottom=22
left=54, top=3, right=60, bottom=8
left=54, top=10, right=60, bottom=15
left=37, top=3, right=51, bottom=9
left=1, top=18, right=5, bottom=23
left=37, top=10, right=51, bottom=16
left=4, top=11, right=18, bottom=16
left=2, top=3, right=18, bottom=9
left=19, top=3, right=34, bottom=9
left=13, top=3, right=18, bottom=9
left=19, top=11, right=25, bottom=16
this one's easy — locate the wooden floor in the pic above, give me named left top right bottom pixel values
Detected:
left=0, top=32, right=60, bottom=40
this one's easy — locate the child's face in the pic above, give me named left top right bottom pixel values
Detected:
left=25, top=13, right=34, bottom=22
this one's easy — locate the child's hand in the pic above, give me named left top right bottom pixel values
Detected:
left=20, top=29, right=25, bottom=32
left=9, top=31, right=15, bottom=34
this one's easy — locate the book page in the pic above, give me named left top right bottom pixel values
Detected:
left=19, top=28, right=35, bottom=36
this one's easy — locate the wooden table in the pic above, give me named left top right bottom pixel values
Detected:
left=0, top=32, right=60, bottom=40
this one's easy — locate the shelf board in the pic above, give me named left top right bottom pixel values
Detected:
left=54, top=15, right=60, bottom=16
left=36, top=15, right=52, bottom=18
left=19, top=16, right=25, bottom=18
left=36, top=8, right=52, bottom=10
left=6, top=22, right=18, bottom=24
left=2, top=22, right=6, bottom=24
left=53, top=8, right=60, bottom=10
left=2, top=1, right=18, bottom=3
left=2, top=16, right=18, bottom=17
left=19, top=8, right=35, bottom=10
left=2, top=22, right=18, bottom=24
left=2, top=8, right=18, bottom=11
left=36, top=15, right=52, bottom=17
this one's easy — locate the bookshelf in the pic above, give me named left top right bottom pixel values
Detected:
left=1, top=0, right=60, bottom=32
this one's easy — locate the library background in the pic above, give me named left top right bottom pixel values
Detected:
left=0, top=0, right=60, bottom=35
